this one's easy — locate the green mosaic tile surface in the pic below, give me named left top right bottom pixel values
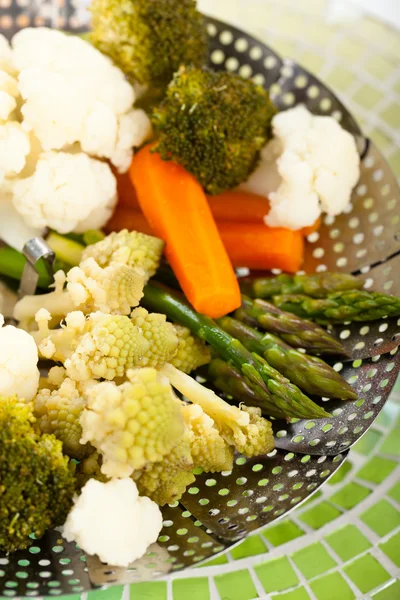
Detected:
left=6, top=0, right=399, bottom=599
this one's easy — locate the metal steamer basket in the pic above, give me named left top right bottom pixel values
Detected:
left=1, top=3, right=400, bottom=596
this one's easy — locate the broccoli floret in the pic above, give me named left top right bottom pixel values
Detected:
left=33, top=309, right=149, bottom=382
left=162, top=363, right=274, bottom=458
left=14, top=257, right=145, bottom=328
left=135, top=430, right=195, bottom=506
left=80, top=368, right=185, bottom=478
left=90, top=0, right=208, bottom=86
left=34, top=372, right=89, bottom=460
left=170, top=324, right=211, bottom=373
left=82, top=230, right=164, bottom=283
left=131, top=307, right=178, bottom=367
left=152, top=66, right=277, bottom=195
left=182, top=403, right=234, bottom=473
left=0, top=397, right=75, bottom=553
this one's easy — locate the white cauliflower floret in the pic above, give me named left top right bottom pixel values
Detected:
left=12, top=28, right=152, bottom=172
left=0, top=184, right=43, bottom=252
left=241, top=105, right=360, bottom=230
left=0, top=122, right=30, bottom=181
left=0, top=34, right=14, bottom=75
left=12, top=151, right=117, bottom=233
left=0, top=313, right=39, bottom=401
left=62, top=478, right=163, bottom=567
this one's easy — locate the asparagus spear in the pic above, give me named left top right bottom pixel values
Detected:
left=235, top=296, right=346, bottom=355
left=273, top=290, right=400, bottom=324
left=217, top=316, right=356, bottom=400
left=240, top=272, right=363, bottom=299
left=143, top=283, right=330, bottom=419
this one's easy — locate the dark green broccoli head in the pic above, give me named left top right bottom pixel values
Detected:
left=0, top=398, right=76, bottom=553
left=152, top=66, right=277, bottom=195
left=90, top=0, right=208, bottom=85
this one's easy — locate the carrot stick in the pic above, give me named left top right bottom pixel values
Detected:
left=129, top=145, right=241, bottom=319
left=207, top=190, right=321, bottom=237
left=104, top=206, right=154, bottom=236
left=217, top=222, right=304, bottom=273
left=207, top=191, right=270, bottom=222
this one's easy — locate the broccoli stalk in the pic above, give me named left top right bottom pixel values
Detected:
left=0, top=397, right=76, bottom=553
left=152, top=66, right=277, bottom=195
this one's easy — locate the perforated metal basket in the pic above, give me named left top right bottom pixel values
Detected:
left=1, top=2, right=400, bottom=597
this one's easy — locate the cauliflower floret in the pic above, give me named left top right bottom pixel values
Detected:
left=13, top=28, right=152, bottom=172
left=130, top=307, right=178, bottom=368
left=241, top=105, right=360, bottom=230
left=12, top=151, right=117, bottom=233
left=170, top=324, right=211, bottom=374
left=80, top=368, right=185, bottom=478
left=0, top=35, right=15, bottom=75
left=82, top=229, right=164, bottom=283
left=0, top=185, right=43, bottom=252
left=14, top=257, right=145, bottom=328
left=162, top=363, right=274, bottom=459
left=0, top=122, right=30, bottom=181
left=0, top=313, right=39, bottom=401
left=33, top=309, right=149, bottom=382
left=182, top=403, right=234, bottom=473
left=62, top=478, right=163, bottom=567
left=135, top=430, right=195, bottom=506
left=34, top=375, right=90, bottom=460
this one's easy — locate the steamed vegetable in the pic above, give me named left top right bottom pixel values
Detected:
left=170, top=324, right=211, bottom=374
left=130, top=306, right=179, bottom=367
left=130, top=144, right=241, bottom=318
left=80, top=368, right=185, bottom=477
left=62, top=478, right=163, bottom=567
left=152, top=66, right=276, bottom=195
left=274, top=290, right=400, bottom=324
left=90, top=0, right=208, bottom=86
left=217, top=316, right=356, bottom=400
left=217, top=222, right=304, bottom=272
left=33, top=309, right=149, bottom=382
left=0, top=314, right=39, bottom=401
left=236, top=295, right=346, bottom=355
left=241, top=105, right=360, bottom=230
left=143, top=283, right=330, bottom=419
left=240, top=272, right=364, bottom=299
left=0, top=397, right=75, bottom=552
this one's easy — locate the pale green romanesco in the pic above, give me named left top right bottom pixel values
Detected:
left=135, top=430, right=195, bottom=506
left=130, top=307, right=178, bottom=368
left=34, top=369, right=90, bottom=460
left=80, top=368, right=185, bottom=478
left=14, top=257, right=145, bottom=328
left=33, top=309, right=149, bottom=382
left=182, top=403, right=234, bottom=472
left=162, top=363, right=275, bottom=459
left=170, top=324, right=211, bottom=374
left=81, top=229, right=164, bottom=283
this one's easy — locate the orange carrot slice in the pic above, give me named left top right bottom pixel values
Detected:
left=129, top=145, right=241, bottom=318
left=112, top=169, right=141, bottom=209
left=218, top=222, right=304, bottom=273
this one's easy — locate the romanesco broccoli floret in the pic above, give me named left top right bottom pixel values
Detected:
left=82, top=229, right=164, bottom=283
left=162, top=363, right=275, bottom=459
left=14, top=257, right=145, bottom=328
left=80, top=368, right=185, bottom=478
left=33, top=309, right=149, bottom=382
left=0, top=397, right=76, bottom=552
left=135, top=430, right=195, bottom=506
left=34, top=372, right=90, bottom=460
left=182, top=403, right=234, bottom=473
left=130, top=307, right=178, bottom=367
left=170, top=324, right=211, bottom=373
left=75, top=450, right=108, bottom=489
